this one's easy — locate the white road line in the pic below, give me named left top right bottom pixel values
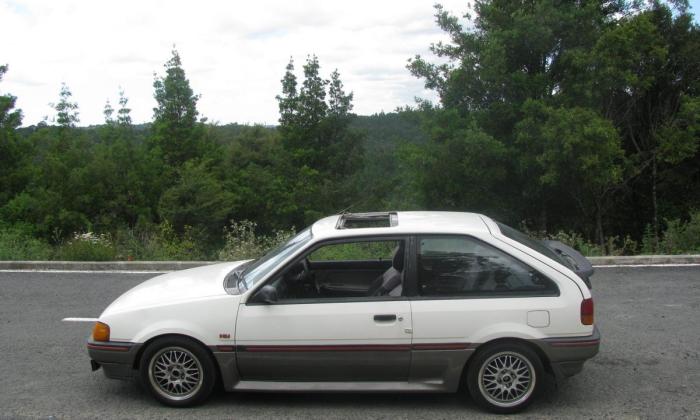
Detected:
left=0, top=269, right=166, bottom=274
left=62, top=317, right=99, bottom=322
left=593, top=263, right=700, bottom=268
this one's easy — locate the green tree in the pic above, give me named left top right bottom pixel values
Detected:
left=0, top=64, right=25, bottom=207
left=158, top=160, right=235, bottom=237
left=116, top=88, right=132, bottom=127
left=583, top=5, right=700, bottom=244
left=276, top=58, right=298, bottom=129
left=152, top=48, right=203, bottom=166
left=51, top=83, right=79, bottom=128
left=407, top=1, right=625, bottom=232
left=275, top=55, right=364, bottom=219
left=103, top=99, right=115, bottom=125
left=515, top=101, right=625, bottom=243
left=407, top=0, right=696, bottom=245
left=328, top=69, right=352, bottom=116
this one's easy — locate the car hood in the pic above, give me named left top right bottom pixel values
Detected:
left=101, top=261, right=248, bottom=316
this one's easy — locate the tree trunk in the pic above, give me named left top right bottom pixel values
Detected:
left=595, top=200, right=604, bottom=250
left=651, top=154, right=659, bottom=251
left=539, top=205, right=547, bottom=234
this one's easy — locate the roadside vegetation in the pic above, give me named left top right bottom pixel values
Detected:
left=0, top=1, right=699, bottom=261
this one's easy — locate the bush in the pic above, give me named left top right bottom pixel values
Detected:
left=0, top=226, right=53, bottom=260
left=218, top=220, right=295, bottom=261
left=112, top=222, right=208, bottom=261
left=639, top=224, right=658, bottom=254
left=55, top=232, right=117, bottom=261
left=547, top=231, right=605, bottom=256
left=658, top=210, right=700, bottom=254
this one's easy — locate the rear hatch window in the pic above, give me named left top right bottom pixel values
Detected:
left=496, top=222, right=593, bottom=288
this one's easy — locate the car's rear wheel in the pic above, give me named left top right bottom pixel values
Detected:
left=466, top=342, right=543, bottom=414
left=139, top=336, right=216, bottom=407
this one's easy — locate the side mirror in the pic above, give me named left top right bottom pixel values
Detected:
left=255, top=285, right=278, bottom=304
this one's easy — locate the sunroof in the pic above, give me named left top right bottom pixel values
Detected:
left=336, top=212, right=398, bottom=229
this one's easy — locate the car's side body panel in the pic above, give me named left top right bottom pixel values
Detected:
left=234, top=300, right=412, bottom=381
left=88, top=211, right=599, bottom=400
left=103, top=294, right=239, bottom=347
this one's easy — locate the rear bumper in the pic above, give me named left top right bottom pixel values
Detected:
left=533, top=326, right=601, bottom=380
left=87, top=340, right=141, bottom=380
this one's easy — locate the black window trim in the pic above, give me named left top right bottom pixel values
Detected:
left=405, top=233, right=560, bottom=300
left=247, top=234, right=413, bottom=306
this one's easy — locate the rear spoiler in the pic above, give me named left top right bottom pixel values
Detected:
left=543, top=240, right=594, bottom=289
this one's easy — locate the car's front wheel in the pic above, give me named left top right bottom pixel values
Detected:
left=466, top=342, right=543, bottom=414
left=139, top=336, right=216, bottom=407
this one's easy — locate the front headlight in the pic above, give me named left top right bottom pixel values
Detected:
left=92, top=321, right=110, bottom=342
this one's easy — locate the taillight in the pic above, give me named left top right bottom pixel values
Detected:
left=581, top=298, right=594, bottom=325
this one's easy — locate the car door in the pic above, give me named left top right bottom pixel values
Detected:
left=235, top=237, right=413, bottom=382
left=235, top=300, right=412, bottom=381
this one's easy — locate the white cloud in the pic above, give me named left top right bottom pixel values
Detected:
left=0, top=0, right=470, bottom=126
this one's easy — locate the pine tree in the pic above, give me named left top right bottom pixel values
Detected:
left=116, top=88, right=132, bottom=127
left=0, top=65, right=22, bottom=132
left=275, top=55, right=364, bottom=217
left=52, top=83, right=79, bottom=128
left=103, top=99, right=115, bottom=124
left=0, top=64, right=24, bottom=206
left=276, top=58, right=298, bottom=128
left=152, top=48, right=202, bottom=166
left=297, top=55, right=328, bottom=129
left=328, top=69, right=353, bottom=117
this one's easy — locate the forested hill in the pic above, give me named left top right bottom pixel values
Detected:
left=2, top=1, right=699, bottom=260
left=15, top=112, right=426, bottom=153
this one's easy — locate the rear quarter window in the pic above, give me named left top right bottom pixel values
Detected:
left=417, top=235, right=559, bottom=298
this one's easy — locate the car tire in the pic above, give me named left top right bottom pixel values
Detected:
left=139, top=336, right=217, bottom=407
left=466, top=341, right=543, bottom=414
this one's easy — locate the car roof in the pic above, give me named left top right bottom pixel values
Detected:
left=310, top=211, right=492, bottom=239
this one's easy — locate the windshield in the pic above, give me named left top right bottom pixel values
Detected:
left=496, top=222, right=572, bottom=268
left=239, top=227, right=312, bottom=289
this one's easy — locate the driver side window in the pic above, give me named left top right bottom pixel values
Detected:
left=273, top=238, right=406, bottom=302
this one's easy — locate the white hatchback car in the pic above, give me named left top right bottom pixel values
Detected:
left=87, top=211, right=599, bottom=414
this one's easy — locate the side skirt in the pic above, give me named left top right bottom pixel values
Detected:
left=231, top=380, right=452, bottom=393
left=211, top=346, right=474, bottom=393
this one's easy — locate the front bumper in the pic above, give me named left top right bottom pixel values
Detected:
left=534, top=326, right=601, bottom=380
left=87, top=340, right=142, bottom=380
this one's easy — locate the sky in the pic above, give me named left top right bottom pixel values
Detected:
left=0, top=0, right=469, bottom=127
left=1, top=0, right=698, bottom=127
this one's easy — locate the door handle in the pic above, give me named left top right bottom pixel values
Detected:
left=373, top=314, right=397, bottom=322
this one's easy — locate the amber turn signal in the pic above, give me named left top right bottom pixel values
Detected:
left=92, top=321, right=110, bottom=342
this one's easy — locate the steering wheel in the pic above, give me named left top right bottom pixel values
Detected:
left=289, top=258, right=310, bottom=284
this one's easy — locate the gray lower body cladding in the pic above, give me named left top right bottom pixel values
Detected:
left=88, top=328, right=600, bottom=390
left=531, top=326, right=601, bottom=380
left=215, top=346, right=474, bottom=392
left=87, top=340, right=142, bottom=380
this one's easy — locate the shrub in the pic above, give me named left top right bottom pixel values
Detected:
left=218, top=220, right=295, bottom=261
left=112, top=222, right=208, bottom=261
left=0, top=226, right=53, bottom=260
left=658, top=210, right=700, bottom=254
left=639, top=224, right=658, bottom=254
left=55, top=232, right=117, bottom=261
left=547, top=230, right=605, bottom=256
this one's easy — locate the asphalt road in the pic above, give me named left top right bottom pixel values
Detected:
left=1, top=266, right=699, bottom=419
